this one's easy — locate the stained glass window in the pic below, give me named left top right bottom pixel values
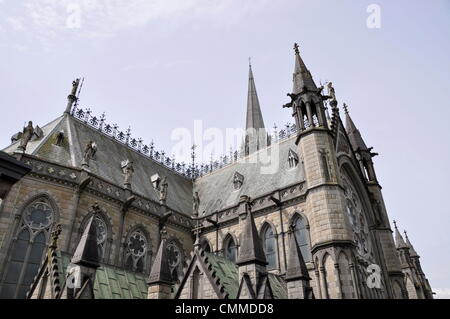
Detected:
left=0, top=198, right=54, bottom=299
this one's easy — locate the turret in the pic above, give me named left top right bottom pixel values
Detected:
left=283, top=43, right=328, bottom=137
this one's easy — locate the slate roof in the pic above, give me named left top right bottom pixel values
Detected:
left=3, top=114, right=193, bottom=215
left=193, top=135, right=305, bottom=215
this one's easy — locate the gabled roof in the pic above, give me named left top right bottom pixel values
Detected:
left=30, top=251, right=149, bottom=299
left=193, top=136, right=305, bottom=214
left=175, top=247, right=287, bottom=299
left=3, top=114, right=193, bottom=214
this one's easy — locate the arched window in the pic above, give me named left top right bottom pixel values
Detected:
left=124, top=228, right=148, bottom=273
left=223, top=235, right=237, bottom=263
left=262, top=224, right=277, bottom=270
left=293, top=214, right=312, bottom=262
left=167, top=240, right=183, bottom=283
left=0, top=197, right=55, bottom=299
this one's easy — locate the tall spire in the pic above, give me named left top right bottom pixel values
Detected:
left=404, top=231, right=419, bottom=258
left=246, top=61, right=265, bottom=130
left=344, top=104, right=368, bottom=151
left=292, top=43, right=317, bottom=94
left=243, top=61, right=267, bottom=156
left=393, top=220, right=408, bottom=250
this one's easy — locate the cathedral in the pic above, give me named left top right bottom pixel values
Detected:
left=0, top=44, right=433, bottom=299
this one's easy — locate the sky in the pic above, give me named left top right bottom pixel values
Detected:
left=0, top=0, right=449, bottom=298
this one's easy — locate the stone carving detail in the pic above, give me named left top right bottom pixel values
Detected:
left=24, top=200, right=54, bottom=231
left=341, top=173, right=373, bottom=260
left=327, top=82, right=337, bottom=102
left=193, top=191, right=200, bottom=217
left=288, top=148, right=299, bottom=168
left=159, top=176, right=168, bottom=204
left=16, top=121, right=43, bottom=151
left=233, top=172, right=244, bottom=190
left=81, top=140, right=97, bottom=168
left=121, top=159, right=134, bottom=189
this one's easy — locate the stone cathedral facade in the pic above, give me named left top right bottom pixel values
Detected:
left=0, top=44, right=433, bottom=299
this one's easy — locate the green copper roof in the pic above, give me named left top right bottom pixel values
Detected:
left=58, top=252, right=148, bottom=299
left=268, top=274, right=288, bottom=299
left=204, top=252, right=239, bottom=299
left=203, top=252, right=287, bottom=299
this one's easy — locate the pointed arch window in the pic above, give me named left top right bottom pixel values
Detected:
left=124, top=229, right=148, bottom=273
left=262, top=225, right=277, bottom=270
left=0, top=197, right=55, bottom=299
left=293, top=215, right=311, bottom=262
left=224, top=235, right=237, bottom=263
left=167, top=241, right=183, bottom=283
left=288, top=149, right=299, bottom=168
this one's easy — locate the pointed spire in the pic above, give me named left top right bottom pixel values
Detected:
left=292, top=43, right=317, bottom=94
left=237, top=196, right=267, bottom=266
left=147, top=230, right=173, bottom=285
left=243, top=61, right=267, bottom=156
left=71, top=209, right=100, bottom=268
left=246, top=60, right=265, bottom=130
left=286, top=227, right=311, bottom=281
left=404, top=231, right=419, bottom=258
left=344, top=103, right=368, bottom=151
left=393, top=220, right=408, bottom=250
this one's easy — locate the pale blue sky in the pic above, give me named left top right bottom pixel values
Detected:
left=0, top=0, right=449, bottom=297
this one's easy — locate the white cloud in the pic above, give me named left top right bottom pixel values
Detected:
left=0, top=0, right=269, bottom=52
left=434, top=288, right=450, bottom=299
left=6, top=16, right=25, bottom=31
left=20, top=0, right=267, bottom=36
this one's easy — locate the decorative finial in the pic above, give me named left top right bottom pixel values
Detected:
left=293, top=42, right=300, bottom=54
left=393, top=220, right=398, bottom=229
left=193, top=191, right=200, bottom=217
left=160, top=226, right=167, bottom=240
left=404, top=230, right=408, bottom=239
left=343, top=103, right=349, bottom=114
left=50, top=224, right=62, bottom=248
left=249, top=57, right=252, bottom=68
left=91, top=202, right=101, bottom=216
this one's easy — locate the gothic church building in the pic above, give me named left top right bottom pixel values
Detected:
left=0, top=45, right=433, bottom=299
